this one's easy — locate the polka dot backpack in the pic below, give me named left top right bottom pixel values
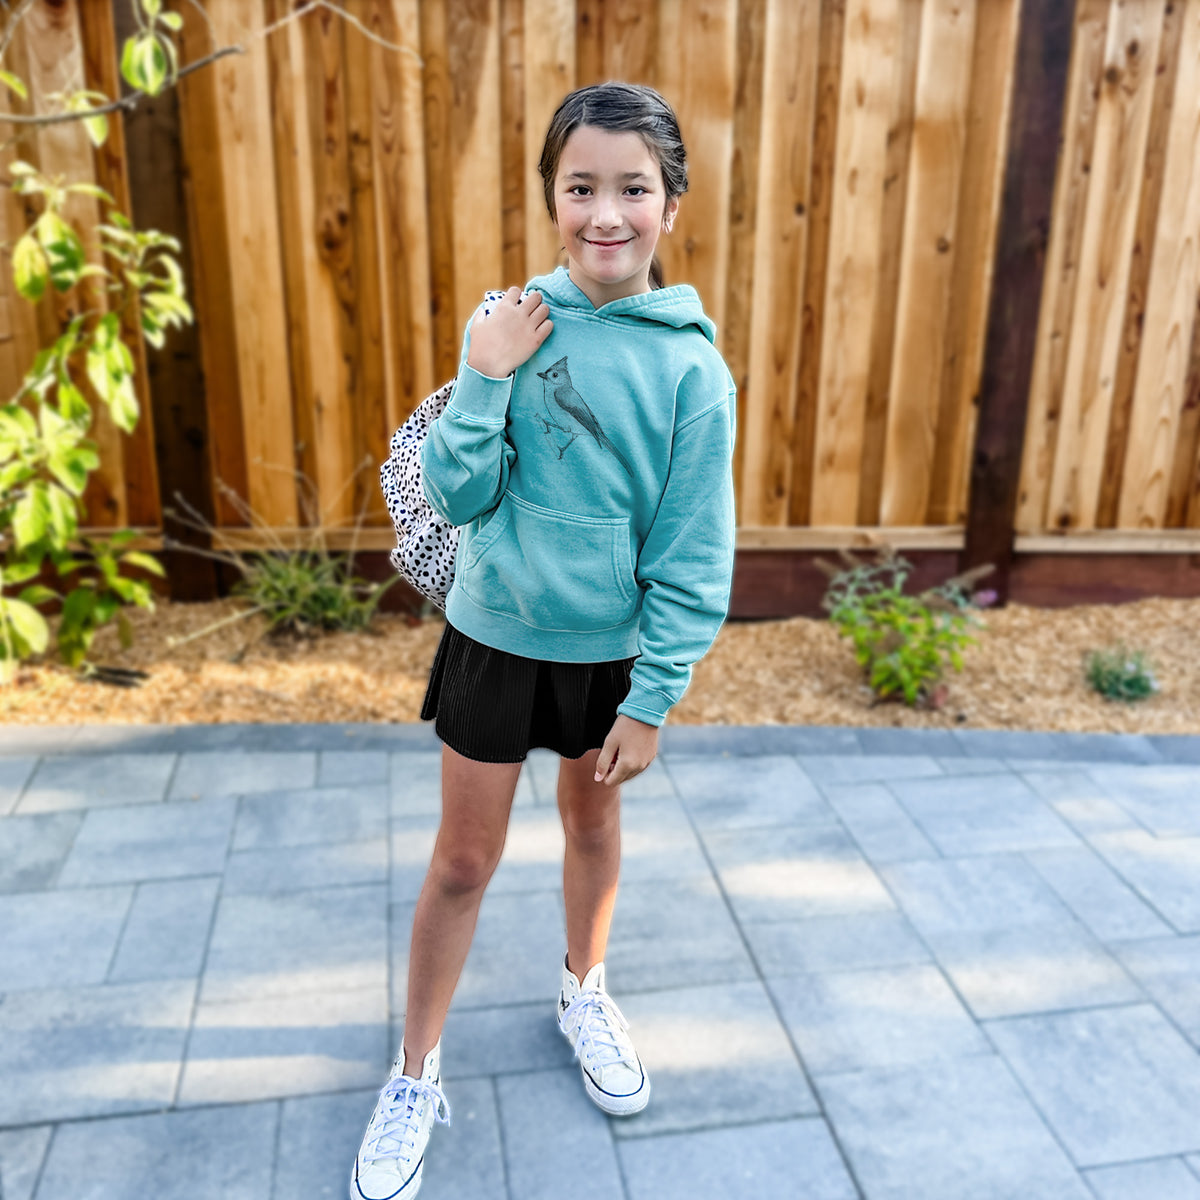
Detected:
left=379, top=290, right=523, bottom=610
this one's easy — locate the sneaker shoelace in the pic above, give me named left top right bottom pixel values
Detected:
left=362, top=1074, right=451, bottom=1166
left=562, top=988, right=636, bottom=1074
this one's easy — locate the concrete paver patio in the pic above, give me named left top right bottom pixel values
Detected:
left=3, top=722, right=1200, bottom=1199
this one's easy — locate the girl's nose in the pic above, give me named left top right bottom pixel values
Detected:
left=592, top=194, right=621, bottom=228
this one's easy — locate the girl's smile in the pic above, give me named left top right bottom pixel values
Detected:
left=553, top=125, right=679, bottom=308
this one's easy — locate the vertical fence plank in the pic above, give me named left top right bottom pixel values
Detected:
left=605, top=0, right=658, bottom=82
left=1014, top=0, right=1109, bottom=535
left=1118, top=2, right=1200, bottom=529
left=80, top=2, right=161, bottom=531
left=1097, top=0, right=1185, bottom=526
left=500, top=0, right=527, bottom=283
left=856, top=0, right=921, bottom=525
left=1180, top=296, right=1200, bottom=527
left=811, top=0, right=901, bottom=526
left=880, top=0, right=976, bottom=526
left=206, top=0, right=298, bottom=526
left=175, top=0, right=248, bottom=525
left=738, top=0, right=820, bottom=526
left=1045, top=0, right=1164, bottom=531
left=447, top=0, right=503, bottom=333
left=928, top=0, right=1021, bottom=525
left=371, top=0, right=435, bottom=425
left=722, top=0, right=767, bottom=503
left=523, top=0, right=575, bottom=277
left=657, top=0, right=735, bottom=315
left=24, top=0, right=125, bottom=528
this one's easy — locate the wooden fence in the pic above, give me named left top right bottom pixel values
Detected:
left=2, top=0, right=1200, bottom=609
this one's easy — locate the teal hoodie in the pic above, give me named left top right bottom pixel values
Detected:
left=421, top=266, right=736, bottom=727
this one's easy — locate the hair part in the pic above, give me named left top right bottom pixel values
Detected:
left=538, top=82, right=688, bottom=288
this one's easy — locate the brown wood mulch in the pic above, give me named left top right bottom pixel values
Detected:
left=3, top=596, right=1197, bottom=733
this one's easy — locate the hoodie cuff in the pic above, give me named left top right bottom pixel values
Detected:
left=449, top=363, right=514, bottom=423
left=616, top=685, right=671, bottom=728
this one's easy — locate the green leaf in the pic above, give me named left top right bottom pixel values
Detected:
left=13, top=233, right=48, bottom=301
left=18, top=585, right=57, bottom=607
left=135, top=35, right=168, bottom=96
left=84, top=111, right=109, bottom=148
left=0, top=597, right=48, bottom=654
left=2, top=562, right=39, bottom=585
left=159, top=10, right=183, bottom=30
left=120, top=550, right=165, bottom=577
left=142, top=0, right=163, bottom=18
left=45, top=483, right=76, bottom=542
left=13, top=482, right=50, bottom=547
left=120, top=35, right=141, bottom=92
left=0, top=69, right=28, bottom=100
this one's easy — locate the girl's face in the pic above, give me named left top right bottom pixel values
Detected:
left=552, top=125, right=679, bottom=308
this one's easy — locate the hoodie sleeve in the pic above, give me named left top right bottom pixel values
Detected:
left=421, top=315, right=517, bottom=527
left=617, top=384, right=737, bottom=727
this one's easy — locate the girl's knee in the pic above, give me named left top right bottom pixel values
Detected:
left=430, top=841, right=501, bottom=896
left=559, top=789, right=620, bottom=852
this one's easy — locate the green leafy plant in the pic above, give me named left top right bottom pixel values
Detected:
left=165, top=471, right=398, bottom=641
left=1085, top=644, right=1160, bottom=703
left=818, top=548, right=995, bottom=708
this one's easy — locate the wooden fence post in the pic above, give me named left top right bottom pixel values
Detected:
left=962, top=0, right=1076, bottom=600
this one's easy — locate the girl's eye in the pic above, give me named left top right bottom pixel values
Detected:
left=626, top=187, right=647, bottom=197
left=568, top=185, right=591, bottom=196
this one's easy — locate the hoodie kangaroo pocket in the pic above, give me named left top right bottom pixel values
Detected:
left=460, top=492, right=638, bottom=632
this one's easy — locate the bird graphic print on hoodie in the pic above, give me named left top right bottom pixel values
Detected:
left=420, top=266, right=736, bottom=728
left=537, top=356, right=634, bottom=476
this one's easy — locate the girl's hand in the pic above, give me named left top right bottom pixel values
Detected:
left=594, top=714, right=659, bottom=787
left=466, top=287, right=553, bottom=378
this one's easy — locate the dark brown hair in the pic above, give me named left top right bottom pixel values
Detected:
left=538, top=82, right=688, bottom=287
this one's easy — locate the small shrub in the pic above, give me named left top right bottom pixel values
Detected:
left=1085, top=644, right=1160, bottom=703
left=165, top=469, right=398, bottom=640
left=818, top=547, right=994, bottom=708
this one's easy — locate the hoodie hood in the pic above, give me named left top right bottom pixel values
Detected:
left=527, top=267, right=717, bottom=344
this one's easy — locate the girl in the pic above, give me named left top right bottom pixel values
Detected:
left=352, top=81, right=736, bottom=1200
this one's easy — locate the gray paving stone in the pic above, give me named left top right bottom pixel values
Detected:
left=227, top=837, right=389, bottom=895
left=0, top=756, right=36, bottom=816
left=986, top=1004, right=1200, bottom=1165
left=1085, top=1159, right=1200, bottom=1200
left=390, top=818, right=436, bottom=903
left=487, top=804, right=565, bottom=894
left=1090, top=830, right=1200, bottom=933
left=1020, top=769, right=1147, bottom=835
left=743, top=911, right=930, bottom=978
left=929, top=924, right=1142, bottom=1019
left=317, top=749, right=389, bottom=786
left=770, top=964, right=989, bottom=1074
left=605, top=874, right=756, bottom=992
left=955, top=729, right=1081, bottom=760
left=616, top=795, right=711, bottom=882
left=0, top=979, right=194, bottom=1124
left=17, top=752, right=176, bottom=813
left=521, top=746, right=561, bottom=803
left=62, top=724, right=182, bottom=754
left=178, top=986, right=388, bottom=1105
left=107, top=876, right=221, bottom=982
left=881, top=855, right=1077, bottom=940
left=798, top=753, right=944, bottom=786
left=203, top=883, right=388, bottom=1003
left=666, top=754, right=834, bottom=832
left=856, top=727, right=964, bottom=757
left=418, top=1075, right=507, bottom=1200
left=1112, top=937, right=1200, bottom=1047
left=887, top=772, right=1079, bottom=855
left=754, top=724, right=864, bottom=755
left=1025, top=845, right=1173, bottom=941
left=0, top=885, right=131, bottom=991
left=275, top=1088, right=376, bottom=1200
left=0, top=811, right=80, bottom=891
left=392, top=889, right=564, bottom=1013
left=1087, top=764, right=1200, bottom=836
left=57, top=797, right=236, bottom=887
left=168, top=751, right=316, bottom=799
left=1048, top=734, right=1163, bottom=764
left=936, top=756, right=1009, bottom=775
left=618, top=1117, right=859, bottom=1200
left=34, top=1101, right=277, bottom=1200
left=611, top=980, right=817, bottom=1138
left=816, top=1055, right=1091, bottom=1200
left=0, top=1126, right=51, bottom=1200
left=233, top=783, right=388, bottom=850
left=1149, top=735, right=1200, bottom=764
left=0, top=726, right=77, bottom=754
left=658, top=725, right=773, bottom=755
left=438, top=1000, right=569, bottom=1078
left=821, top=782, right=940, bottom=864
left=498, top=1067, right=622, bottom=1200
left=704, top=823, right=894, bottom=924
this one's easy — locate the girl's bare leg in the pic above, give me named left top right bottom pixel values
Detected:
left=402, top=745, right=522, bottom=1073
left=557, top=749, right=622, bottom=978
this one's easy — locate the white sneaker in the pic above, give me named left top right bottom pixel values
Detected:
left=558, top=958, right=649, bottom=1116
left=350, top=1041, right=450, bottom=1200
